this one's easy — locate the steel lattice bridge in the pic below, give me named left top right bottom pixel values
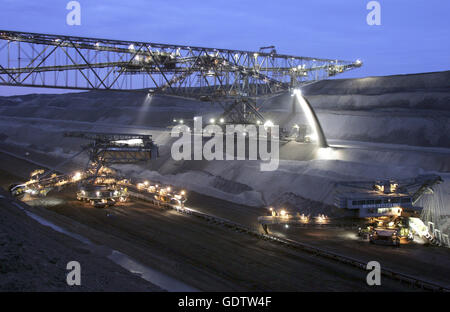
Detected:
left=0, top=30, right=362, bottom=123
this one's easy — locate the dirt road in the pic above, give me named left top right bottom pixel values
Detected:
left=0, top=151, right=415, bottom=291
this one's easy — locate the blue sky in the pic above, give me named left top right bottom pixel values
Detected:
left=0, top=0, right=449, bottom=95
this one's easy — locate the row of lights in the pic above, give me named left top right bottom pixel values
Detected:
left=138, top=180, right=185, bottom=196
left=173, top=117, right=225, bottom=124
left=173, top=117, right=275, bottom=129
left=268, top=207, right=329, bottom=224
left=52, top=40, right=362, bottom=70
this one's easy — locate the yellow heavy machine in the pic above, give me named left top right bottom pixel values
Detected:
left=136, top=181, right=187, bottom=207
left=358, top=216, right=413, bottom=246
left=258, top=175, right=443, bottom=247
left=258, top=207, right=329, bottom=234
left=9, top=131, right=186, bottom=209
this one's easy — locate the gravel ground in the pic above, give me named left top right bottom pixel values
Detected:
left=0, top=153, right=417, bottom=291
left=0, top=186, right=162, bottom=292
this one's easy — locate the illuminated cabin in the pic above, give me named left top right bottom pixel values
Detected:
left=334, top=180, right=423, bottom=218
left=334, top=175, right=443, bottom=219
left=334, top=191, right=421, bottom=218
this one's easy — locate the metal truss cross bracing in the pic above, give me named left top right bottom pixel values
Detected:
left=0, top=30, right=362, bottom=100
left=63, top=131, right=158, bottom=165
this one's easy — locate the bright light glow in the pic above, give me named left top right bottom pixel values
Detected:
left=409, top=217, right=429, bottom=237
left=166, top=187, right=171, bottom=192
left=144, top=181, right=149, bottom=186
left=315, top=214, right=329, bottom=224
left=179, top=119, right=184, bottom=124
left=181, top=190, right=185, bottom=195
left=209, top=118, right=215, bottom=124
left=113, top=139, right=143, bottom=146
left=293, top=89, right=322, bottom=146
left=219, top=118, right=224, bottom=124
left=173, top=119, right=177, bottom=122
left=96, top=191, right=100, bottom=197
left=299, top=214, right=309, bottom=223
left=256, top=120, right=261, bottom=125
left=263, top=120, right=274, bottom=129
left=285, top=224, right=289, bottom=229
left=317, top=147, right=336, bottom=160
left=72, top=171, right=82, bottom=181
left=280, top=209, right=287, bottom=217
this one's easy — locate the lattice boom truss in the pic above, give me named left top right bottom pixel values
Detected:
left=0, top=30, right=361, bottom=99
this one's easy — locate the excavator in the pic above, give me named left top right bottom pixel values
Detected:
left=259, top=174, right=444, bottom=247
left=348, top=174, right=443, bottom=246
left=9, top=131, right=184, bottom=208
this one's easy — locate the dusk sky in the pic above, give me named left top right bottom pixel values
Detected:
left=0, top=0, right=449, bottom=95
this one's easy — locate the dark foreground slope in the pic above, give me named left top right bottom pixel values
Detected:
left=0, top=185, right=161, bottom=292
